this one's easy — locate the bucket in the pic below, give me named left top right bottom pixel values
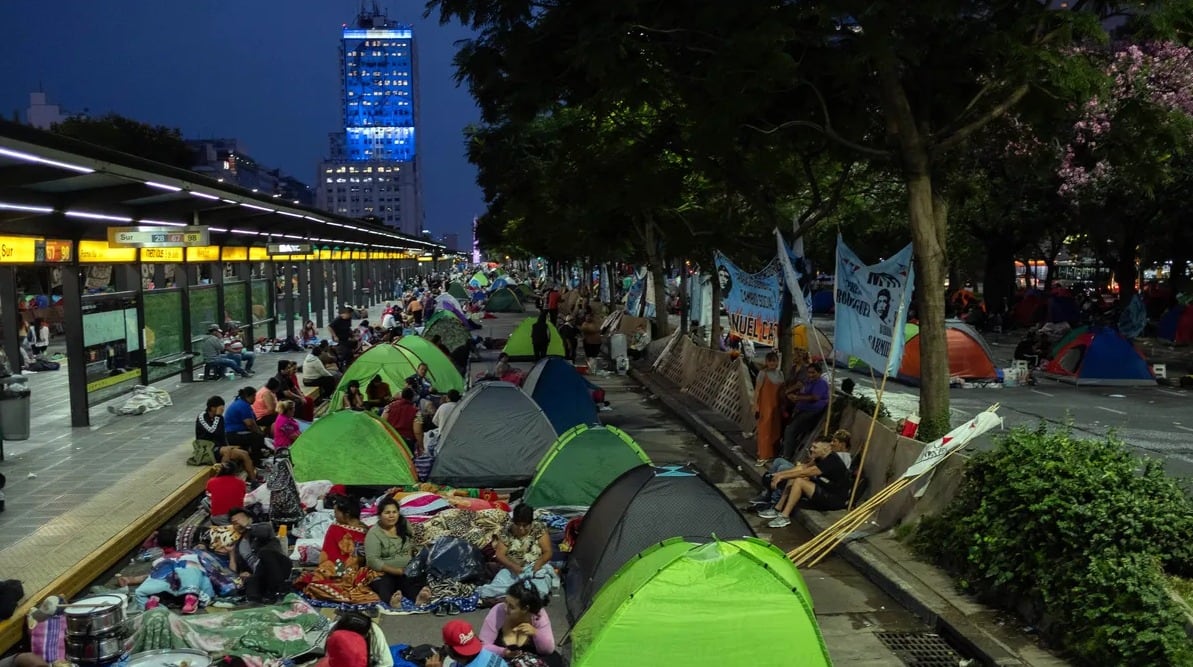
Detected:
left=900, top=414, right=920, bottom=439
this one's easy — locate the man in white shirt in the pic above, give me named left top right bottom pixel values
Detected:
left=302, top=343, right=340, bottom=397
left=432, top=389, right=462, bottom=429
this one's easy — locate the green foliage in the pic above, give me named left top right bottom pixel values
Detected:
left=51, top=114, right=194, bottom=168
left=914, top=425, right=1193, bottom=666
left=846, top=393, right=889, bottom=421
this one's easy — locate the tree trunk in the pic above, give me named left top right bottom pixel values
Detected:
left=982, top=238, right=1017, bottom=315
left=643, top=223, right=671, bottom=337
left=1116, top=240, right=1139, bottom=306
left=710, top=267, right=722, bottom=349
left=907, top=175, right=952, bottom=440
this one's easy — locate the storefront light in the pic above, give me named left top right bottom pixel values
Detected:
left=65, top=210, right=133, bottom=222
left=0, top=202, right=53, bottom=213
left=0, top=147, right=94, bottom=173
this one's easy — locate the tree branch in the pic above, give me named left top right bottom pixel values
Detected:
left=743, top=120, right=890, bottom=158
left=932, top=84, right=1031, bottom=155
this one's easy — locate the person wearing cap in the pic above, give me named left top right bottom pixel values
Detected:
left=199, top=325, right=252, bottom=378
left=440, top=620, right=508, bottom=667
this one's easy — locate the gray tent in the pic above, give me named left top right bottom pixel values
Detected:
left=429, top=381, right=559, bottom=487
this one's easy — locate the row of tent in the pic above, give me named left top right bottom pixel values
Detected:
left=293, top=357, right=615, bottom=488
left=446, top=276, right=535, bottom=314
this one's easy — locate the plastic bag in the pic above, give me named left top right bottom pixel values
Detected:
left=405, top=536, right=487, bottom=584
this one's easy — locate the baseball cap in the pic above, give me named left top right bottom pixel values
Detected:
left=208, top=325, right=221, bottom=332
left=441, top=620, right=481, bottom=657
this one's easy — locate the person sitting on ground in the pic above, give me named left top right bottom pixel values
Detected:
left=479, top=580, right=563, bottom=667
left=132, top=526, right=214, bottom=613
left=199, top=325, right=252, bottom=378
left=433, top=390, right=461, bottom=429
left=366, top=375, right=393, bottom=410
left=476, top=504, right=557, bottom=600
left=383, top=388, right=420, bottom=445
left=273, top=400, right=301, bottom=450
left=253, top=378, right=281, bottom=433
left=381, top=307, right=398, bottom=333
left=196, top=396, right=256, bottom=479
left=366, top=497, right=431, bottom=607
left=441, top=620, right=508, bottom=667
left=780, top=362, right=829, bottom=461
left=206, top=462, right=247, bottom=520
left=224, top=387, right=269, bottom=463
left=830, top=429, right=853, bottom=468
left=412, top=400, right=437, bottom=456
left=760, top=437, right=851, bottom=528
left=303, top=344, right=341, bottom=397
left=343, top=379, right=367, bottom=411
left=302, top=320, right=321, bottom=347
left=325, top=612, right=394, bottom=667
left=277, top=360, right=313, bottom=419
left=294, top=497, right=379, bottom=604
left=316, top=618, right=370, bottom=667
left=492, top=353, right=514, bottom=380
left=230, top=518, right=294, bottom=604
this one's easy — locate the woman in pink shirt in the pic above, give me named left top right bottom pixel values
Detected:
left=479, top=580, right=562, bottom=666
left=252, top=378, right=280, bottom=432
left=272, top=400, right=301, bottom=450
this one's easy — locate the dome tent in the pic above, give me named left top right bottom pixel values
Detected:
left=329, top=343, right=460, bottom=411
left=1040, top=326, right=1156, bottom=386
left=523, top=425, right=651, bottom=509
left=897, top=320, right=998, bottom=384
left=291, top=410, right=416, bottom=485
left=485, top=287, right=525, bottom=313
left=522, top=357, right=600, bottom=433
left=571, top=538, right=830, bottom=667
left=447, top=282, right=469, bottom=300
left=429, top=381, right=558, bottom=487
left=394, top=335, right=465, bottom=392
left=503, top=317, right=565, bottom=360
left=423, top=310, right=471, bottom=353
left=563, top=464, right=755, bottom=623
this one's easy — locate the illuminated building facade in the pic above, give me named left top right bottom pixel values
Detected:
left=317, top=2, right=423, bottom=234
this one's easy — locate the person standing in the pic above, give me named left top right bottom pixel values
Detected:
left=579, top=314, right=602, bottom=369
left=383, top=388, right=420, bottom=446
left=544, top=284, right=561, bottom=326
left=530, top=310, right=550, bottom=361
left=329, top=308, right=355, bottom=371
left=753, top=352, right=784, bottom=467
left=558, top=316, right=579, bottom=363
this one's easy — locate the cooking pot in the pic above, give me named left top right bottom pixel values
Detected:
left=126, top=648, right=211, bottom=667
left=65, top=629, right=127, bottom=664
left=64, top=594, right=127, bottom=637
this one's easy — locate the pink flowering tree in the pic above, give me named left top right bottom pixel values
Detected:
left=1057, top=41, right=1193, bottom=300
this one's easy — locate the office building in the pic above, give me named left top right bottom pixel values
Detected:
left=317, top=2, right=424, bottom=235
left=189, top=138, right=315, bottom=206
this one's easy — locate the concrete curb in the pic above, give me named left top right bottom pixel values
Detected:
left=631, top=367, right=1033, bottom=667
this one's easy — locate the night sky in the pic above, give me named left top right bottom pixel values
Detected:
left=0, top=0, right=483, bottom=244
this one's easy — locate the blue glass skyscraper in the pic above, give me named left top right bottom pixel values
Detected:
left=318, top=2, right=423, bottom=235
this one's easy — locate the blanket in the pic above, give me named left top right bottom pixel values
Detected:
left=132, top=595, right=329, bottom=663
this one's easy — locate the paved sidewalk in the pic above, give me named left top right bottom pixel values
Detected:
left=0, top=350, right=304, bottom=594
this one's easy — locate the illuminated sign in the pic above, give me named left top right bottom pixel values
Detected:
left=222, top=247, right=248, bottom=262
left=268, top=243, right=313, bottom=255
left=108, top=226, right=209, bottom=248
left=41, top=240, right=72, bottom=262
left=249, top=247, right=268, bottom=261
left=186, top=246, right=220, bottom=263
left=0, top=236, right=37, bottom=263
left=78, top=240, right=137, bottom=263
left=140, top=247, right=184, bottom=263
left=342, top=29, right=412, bottom=39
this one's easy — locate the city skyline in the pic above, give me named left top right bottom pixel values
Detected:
left=0, top=0, right=482, bottom=243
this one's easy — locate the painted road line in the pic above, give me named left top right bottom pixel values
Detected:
left=1158, top=389, right=1187, bottom=397
left=1031, top=389, right=1055, bottom=398
left=1176, top=425, right=1193, bottom=434
left=1097, top=406, right=1127, bottom=415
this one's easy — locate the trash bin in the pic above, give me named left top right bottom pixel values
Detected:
left=0, top=375, right=31, bottom=441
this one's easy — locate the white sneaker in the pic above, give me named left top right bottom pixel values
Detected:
left=768, top=516, right=791, bottom=528
left=757, top=508, right=780, bottom=519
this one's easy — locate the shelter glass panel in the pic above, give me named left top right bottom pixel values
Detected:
left=189, top=285, right=219, bottom=339
left=224, top=281, right=248, bottom=329
left=144, top=288, right=185, bottom=382
left=251, top=279, right=275, bottom=338
left=82, top=292, right=142, bottom=406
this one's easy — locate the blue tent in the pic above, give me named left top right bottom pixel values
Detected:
left=1041, top=326, right=1155, bottom=386
left=1158, top=305, right=1192, bottom=342
left=522, top=357, right=600, bottom=433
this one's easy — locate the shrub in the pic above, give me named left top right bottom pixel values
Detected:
left=914, top=425, right=1193, bottom=666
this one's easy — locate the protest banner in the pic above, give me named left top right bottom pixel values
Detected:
left=713, top=252, right=784, bottom=346
left=833, top=236, right=915, bottom=376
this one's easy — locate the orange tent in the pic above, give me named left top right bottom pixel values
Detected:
left=897, top=321, right=998, bottom=384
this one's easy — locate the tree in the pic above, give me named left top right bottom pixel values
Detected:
left=51, top=114, right=194, bottom=168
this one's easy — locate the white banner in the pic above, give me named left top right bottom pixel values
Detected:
left=900, top=409, right=1002, bottom=479
left=775, top=227, right=813, bottom=325
left=834, top=236, right=915, bottom=375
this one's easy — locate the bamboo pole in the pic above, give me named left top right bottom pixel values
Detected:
left=847, top=369, right=890, bottom=509
left=787, top=478, right=909, bottom=563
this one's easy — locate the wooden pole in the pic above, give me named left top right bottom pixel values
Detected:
left=847, top=370, right=890, bottom=509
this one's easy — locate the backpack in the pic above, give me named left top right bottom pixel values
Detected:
left=188, top=439, right=216, bottom=466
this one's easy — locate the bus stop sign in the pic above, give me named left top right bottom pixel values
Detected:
left=108, top=226, right=210, bottom=248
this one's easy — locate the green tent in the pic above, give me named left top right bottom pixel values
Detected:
left=1050, top=324, right=1090, bottom=358
left=395, top=335, right=466, bottom=393
left=514, top=283, right=534, bottom=301
left=447, top=282, right=469, bottom=300
left=523, top=425, right=651, bottom=508
left=291, top=410, right=416, bottom=485
left=330, top=343, right=458, bottom=410
left=572, top=538, right=831, bottom=667
left=486, top=287, right=524, bottom=313
left=470, top=271, right=490, bottom=287
left=423, top=310, right=471, bottom=353
left=503, top=316, right=565, bottom=359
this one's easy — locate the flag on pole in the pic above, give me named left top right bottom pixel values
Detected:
left=833, top=236, right=915, bottom=375
left=900, top=408, right=1002, bottom=479
left=775, top=227, right=813, bottom=325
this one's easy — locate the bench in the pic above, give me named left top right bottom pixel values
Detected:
left=148, top=352, right=198, bottom=367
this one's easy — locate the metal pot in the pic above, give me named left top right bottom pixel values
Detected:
left=64, top=594, right=127, bottom=637
left=65, top=630, right=127, bottom=664
left=126, top=648, right=211, bottom=667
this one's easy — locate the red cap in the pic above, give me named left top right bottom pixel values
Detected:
left=442, top=620, right=482, bottom=656
left=325, top=630, right=368, bottom=667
